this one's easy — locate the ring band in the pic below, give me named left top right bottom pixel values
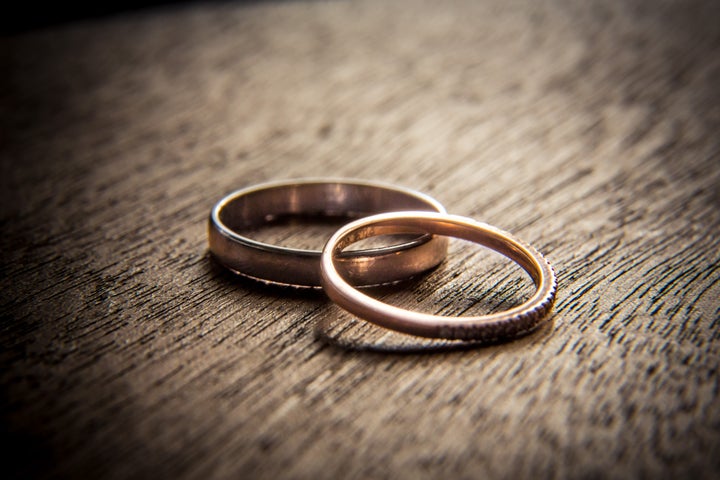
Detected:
left=209, top=179, right=449, bottom=287
left=320, top=212, right=557, bottom=340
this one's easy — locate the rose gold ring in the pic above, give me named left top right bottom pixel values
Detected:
left=320, top=212, right=557, bottom=340
left=209, top=179, right=448, bottom=287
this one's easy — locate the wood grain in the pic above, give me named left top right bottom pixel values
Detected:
left=1, top=0, right=719, bottom=478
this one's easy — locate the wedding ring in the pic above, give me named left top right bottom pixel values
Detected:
left=209, top=179, right=448, bottom=287
left=320, top=212, right=557, bottom=340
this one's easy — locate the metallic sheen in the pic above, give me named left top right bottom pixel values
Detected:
left=320, top=212, right=557, bottom=340
left=209, top=179, right=448, bottom=287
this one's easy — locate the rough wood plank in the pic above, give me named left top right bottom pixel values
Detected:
left=1, top=0, right=719, bottom=478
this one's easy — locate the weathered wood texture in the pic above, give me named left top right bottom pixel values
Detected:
left=2, top=0, right=719, bottom=478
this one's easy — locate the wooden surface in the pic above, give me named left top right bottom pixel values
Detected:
left=2, top=0, right=719, bottom=478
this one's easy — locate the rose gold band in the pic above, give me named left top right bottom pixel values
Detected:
left=320, top=212, right=556, bottom=341
left=208, top=179, right=448, bottom=287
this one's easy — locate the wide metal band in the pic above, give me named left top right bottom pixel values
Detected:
left=208, top=179, right=448, bottom=287
left=320, top=212, right=557, bottom=340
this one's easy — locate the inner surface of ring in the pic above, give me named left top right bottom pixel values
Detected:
left=219, top=183, right=442, bottom=252
left=332, top=221, right=541, bottom=285
left=240, top=215, right=422, bottom=251
left=330, top=222, right=540, bottom=318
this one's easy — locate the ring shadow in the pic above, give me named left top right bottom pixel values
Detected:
left=314, top=305, right=556, bottom=355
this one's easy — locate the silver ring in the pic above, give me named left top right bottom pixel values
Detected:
left=320, top=212, right=556, bottom=340
left=208, top=179, right=448, bottom=287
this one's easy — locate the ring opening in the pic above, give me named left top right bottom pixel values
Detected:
left=337, top=235, right=536, bottom=317
left=218, top=183, right=442, bottom=232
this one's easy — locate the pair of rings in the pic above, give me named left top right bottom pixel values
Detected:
left=208, top=179, right=556, bottom=341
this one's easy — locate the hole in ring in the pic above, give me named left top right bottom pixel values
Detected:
left=316, top=236, right=542, bottom=349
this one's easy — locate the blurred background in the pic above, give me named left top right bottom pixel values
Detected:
left=2, top=0, right=719, bottom=478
